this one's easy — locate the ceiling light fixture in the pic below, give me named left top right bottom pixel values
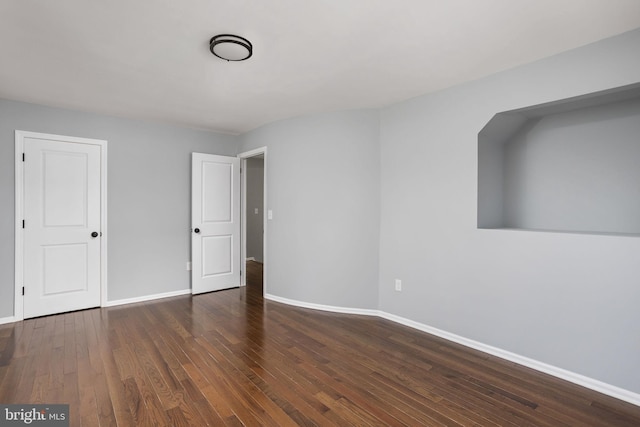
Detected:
left=209, top=34, right=253, bottom=62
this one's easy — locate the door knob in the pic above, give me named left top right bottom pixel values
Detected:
left=91, top=231, right=99, bottom=238
left=194, top=228, right=200, bottom=234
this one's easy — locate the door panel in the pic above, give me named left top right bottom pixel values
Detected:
left=42, top=243, right=88, bottom=294
left=23, top=136, right=101, bottom=318
left=43, top=151, right=89, bottom=226
left=203, top=161, right=232, bottom=222
left=192, top=153, right=240, bottom=294
left=202, top=235, right=232, bottom=276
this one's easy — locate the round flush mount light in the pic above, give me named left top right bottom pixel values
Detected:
left=209, top=34, right=252, bottom=61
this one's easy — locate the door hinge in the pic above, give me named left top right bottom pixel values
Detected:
left=240, top=270, right=243, bottom=276
left=22, top=287, right=25, bottom=296
left=22, top=220, right=25, bottom=229
left=22, top=153, right=25, bottom=162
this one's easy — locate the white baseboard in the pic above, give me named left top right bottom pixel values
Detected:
left=103, top=289, right=191, bottom=307
left=0, top=316, right=17, bottom=325
left=264, top=294, right=640, bottom=407
left=265, top=294, right=379, bottom=317
left=246, top=257, right=256, bottom=261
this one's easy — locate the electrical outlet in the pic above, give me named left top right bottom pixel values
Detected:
left=186, top=261, right=192, bottom=271
left=395, top=279, right=402, bottom=292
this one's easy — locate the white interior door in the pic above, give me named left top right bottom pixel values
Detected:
left=192, top=153, right=240, bottom=294
left=22, top=134, right=102, bottom=318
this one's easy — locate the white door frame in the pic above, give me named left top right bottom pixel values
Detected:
left=238, top=147, right=267, bottom=294
left=14, top=130, right=108, bottom=321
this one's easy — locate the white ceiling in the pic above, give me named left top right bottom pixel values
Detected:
left=1, top=1, right=639, bottom=135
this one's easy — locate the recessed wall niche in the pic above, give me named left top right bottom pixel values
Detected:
left=478, top=82, right=640, bottom=236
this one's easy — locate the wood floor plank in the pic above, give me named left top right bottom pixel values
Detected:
left=0, top=356, right=26, bottom=403
left=166, top=405, right=190, bottom=427
left=1, top=260, right=639, bottom=426
left=83, top=310, right=119, bottom=427
left=0, top=327, right=16, bottom=368
left=62, top=371, right=80, bottom=426
left=62, top=316, right=77, bottom=376
left=133, top=340, right=178, bottom=410
left=100, top=337, right=136, bottom=425
left=10, top=320, right=34, bottom=359
left=123, top=376, right=152, bottom=426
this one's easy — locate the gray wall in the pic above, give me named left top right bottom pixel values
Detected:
left=246, top=157, right=264, bottom=262
left=379, top=28, right=640, bottom=393
left=0, top=99, right=237, bottom=316
left=239, top=110, right=380, bottom=309
left=503, top=98, right=640, bottom=234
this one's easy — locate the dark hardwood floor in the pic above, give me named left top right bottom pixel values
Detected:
left=1, top=260, right=639, bottom=426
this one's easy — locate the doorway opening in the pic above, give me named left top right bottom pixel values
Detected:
left=239, top=148, right=267, bottom=295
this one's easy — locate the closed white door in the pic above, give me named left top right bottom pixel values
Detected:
left=22, top=134, right=102, bottom=318
left=191, top=153, right=240, bottom=294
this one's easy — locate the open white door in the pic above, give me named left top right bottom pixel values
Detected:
left=191, top=153, right=240, bottom=294
left=20, top=132, right=104, bottom=318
